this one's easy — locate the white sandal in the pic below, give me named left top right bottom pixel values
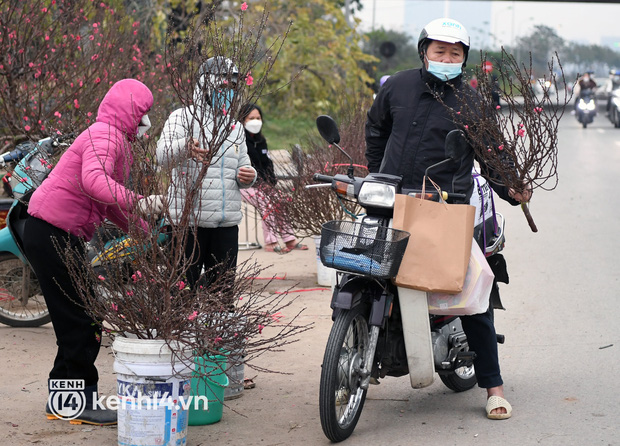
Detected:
left=486, top=395, right=512, bottom=420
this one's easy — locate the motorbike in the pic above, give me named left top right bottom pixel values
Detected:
left=575, top=88, right=597, bottom=128
left=311, top=116, right=506, bottom=442
left=0, top=135, right=72, bottom=327
left=606, top=88, right=620, bottom=128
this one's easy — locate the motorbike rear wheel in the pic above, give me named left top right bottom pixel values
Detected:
left=0, top=253, right=50, bottom=327
left=439, top=363, right=477, bottom=392
left=319, top=305, right=370, bottom=442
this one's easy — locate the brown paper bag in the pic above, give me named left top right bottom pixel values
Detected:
left=392, top=194, right=475, bottom=294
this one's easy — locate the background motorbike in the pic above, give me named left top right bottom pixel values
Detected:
left=0, top=136, right=71, bottom=327
left=606, top=88, right=620, bottom=128
left=311, top=116, right=505, bottom=442
left=575, top=88, right=596, bottom=128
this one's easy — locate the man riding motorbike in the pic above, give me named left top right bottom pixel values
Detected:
left=575, top=72, right=597, bottom=109
left=365, top=17, right=532, bottom=420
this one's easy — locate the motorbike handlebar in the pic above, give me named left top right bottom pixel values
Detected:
left=56, top=132, right=76, bottom=143
left=0, top=132, right=75, bottom=166
left=313, top=173, right=335, bottom=183
left=1, top=147, right=30, bottom=164
left=442, top=191, right=467, bottom=202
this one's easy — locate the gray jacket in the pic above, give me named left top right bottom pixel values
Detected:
left=156, top=101, right=256, bottom=228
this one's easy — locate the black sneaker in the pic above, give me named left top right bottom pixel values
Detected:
left=45, top=401, right=117, bottom=425
left=67, top=407, right=117, bottom=426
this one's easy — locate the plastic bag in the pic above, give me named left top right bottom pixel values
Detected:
left=427, top=239, right=494, bottom=315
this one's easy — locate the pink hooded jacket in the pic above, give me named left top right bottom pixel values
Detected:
left=28, top=79, right=154, bottom=240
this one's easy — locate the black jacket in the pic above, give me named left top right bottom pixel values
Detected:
left=244, top=131, right=277, bottom=186
left=365, top=66, right=517, bottom=204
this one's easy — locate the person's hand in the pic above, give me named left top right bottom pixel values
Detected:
left=508, top=182, right=533, bottom=203
left=237, top=167, right=256, bottom=185
left=137, top=194, right=165, bottom=215
left=186, top=138, right=209, bottom=163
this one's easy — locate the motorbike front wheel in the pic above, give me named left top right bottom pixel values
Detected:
left=319, top=305, right=370, bottom=442
left=613, top=108, right=620, bottom=128
left=0, top=253, right=50, bottom=327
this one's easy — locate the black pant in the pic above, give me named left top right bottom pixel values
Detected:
left=460, top=293, right=502, bottom=389
left=22, top=216, right=101, bottom=387
left=183, top=225, right=239, bottom=292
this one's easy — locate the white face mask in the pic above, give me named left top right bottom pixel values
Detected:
left=426, top=56, right=463, bottom=81
left=137, top=114, right=151, bottom=137
left=244, top=119, right=262, bottom=134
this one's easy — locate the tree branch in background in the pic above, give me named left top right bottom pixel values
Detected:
left=257, top=94, right=373, bottom=238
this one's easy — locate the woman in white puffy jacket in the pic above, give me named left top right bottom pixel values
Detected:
left=156, top=57, right=256, bottom=291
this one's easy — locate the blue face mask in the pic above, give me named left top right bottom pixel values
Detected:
left=426, top=57, right=463, bottom=81
left=211, top=89, right=235, bottom=113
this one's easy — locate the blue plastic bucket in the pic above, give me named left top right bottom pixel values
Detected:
left=188, top=354, right=229, bottom=425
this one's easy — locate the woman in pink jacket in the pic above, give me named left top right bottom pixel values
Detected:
left=22, top=79, right=160, bottom=425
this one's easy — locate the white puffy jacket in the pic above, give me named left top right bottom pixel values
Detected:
left=156, top=102, right=256, bottom=228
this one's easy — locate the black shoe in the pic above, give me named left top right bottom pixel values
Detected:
left=68, top=407, right=117, bottom=426
left=45, top=401, right=59, bottom=420
left=46, top=384, right=117, bottom=426
left=45, top=401, right=117, bottom=425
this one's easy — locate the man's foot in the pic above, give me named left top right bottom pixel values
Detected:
left=486, top=385, right=511, bottom=420
left=486, top=395, right=512, bottom=420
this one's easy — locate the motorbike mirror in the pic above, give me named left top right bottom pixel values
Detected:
left=316, top=115, right=340, bottom=145
left=444, top=129, right=468, bottom=162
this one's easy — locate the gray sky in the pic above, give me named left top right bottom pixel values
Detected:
left=356, top=1, right=620, bottom=49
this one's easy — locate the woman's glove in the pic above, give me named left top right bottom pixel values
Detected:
left=137, top=195, right=164, bottom=215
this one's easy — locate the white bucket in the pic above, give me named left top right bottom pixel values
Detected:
left=112, top=337, right=193, bottom=446
left=223, top=351, right=245, bottom=400
left=312, top=235, right=337, bottom=287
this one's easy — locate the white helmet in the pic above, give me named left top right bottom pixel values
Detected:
left=418, top=18, right=470, bottom=64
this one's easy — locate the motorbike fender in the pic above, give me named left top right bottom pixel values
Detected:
left=330, top=275, right=382, bottom=311
left=398, top=286, right=435, bottom=389
left=0, top=226, right=25, bottom=260
left=369, top=292, right=388, bottom=326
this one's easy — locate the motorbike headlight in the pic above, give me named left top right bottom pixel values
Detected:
left=577, top=99, right=587, bottom=110
left=613, top=97, right=620, bottom=108
left=358, top=182, right=396, bottom=208
left=586, top=100, right=596, bottom=111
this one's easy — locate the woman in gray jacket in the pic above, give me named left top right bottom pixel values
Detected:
left=156, top=57, right=256, bottom=292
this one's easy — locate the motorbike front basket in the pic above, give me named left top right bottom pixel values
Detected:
left=319, top=220, right=409, bottom=279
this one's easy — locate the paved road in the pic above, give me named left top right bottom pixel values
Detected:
left=1, top=112, right=618, bottom=445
